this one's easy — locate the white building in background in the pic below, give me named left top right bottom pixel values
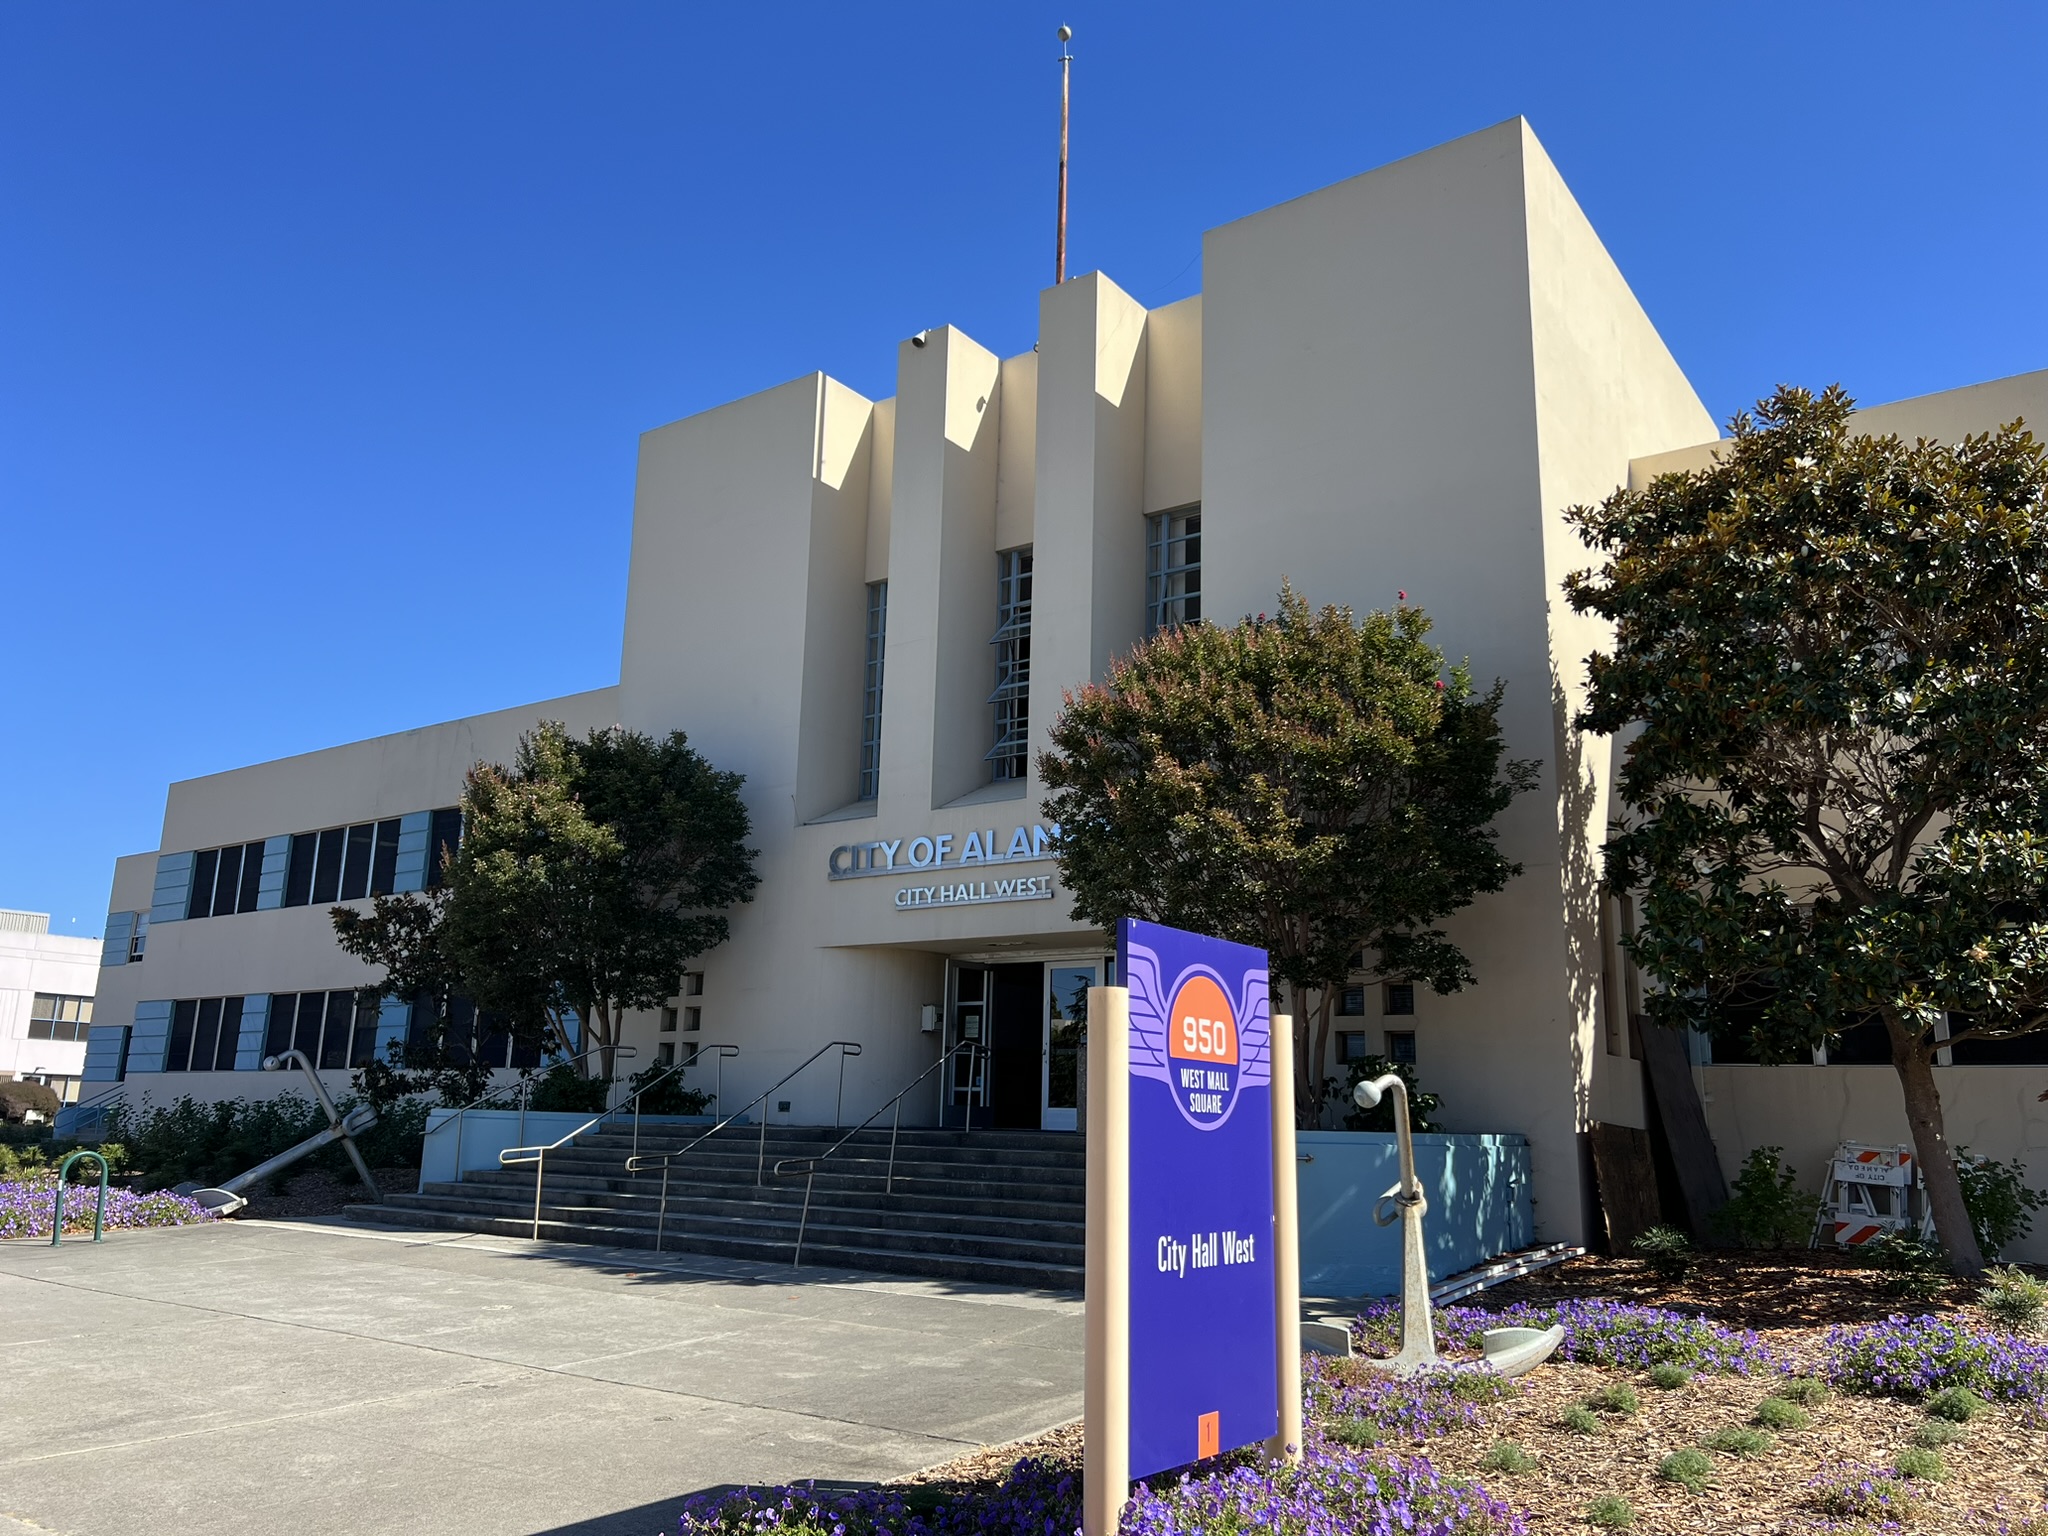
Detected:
left=1, top=911, right=99, bottom=1105
left=81, top=119, right=2048, bottom=1253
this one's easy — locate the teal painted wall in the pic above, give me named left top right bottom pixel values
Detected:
left=1295, top=1131, right=1532, bottom=1298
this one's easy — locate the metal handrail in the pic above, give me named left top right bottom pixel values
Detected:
left=497, top=1045, right=744, bottom=1241
left=446, top=1045, right=638, bottom=1184
left=774, top=1040, right=980, bottom=1269
left=623, top=1040, right=863, bottom=1252
left=59, top=1084, right=127, bottom=1140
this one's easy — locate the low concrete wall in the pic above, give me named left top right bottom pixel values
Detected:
left=418, top=1107, right=716, bottom=1186
left=1295, top=1131, right=1533, bottom=1298
left=1701, top=1064, right=2048, bottom=1263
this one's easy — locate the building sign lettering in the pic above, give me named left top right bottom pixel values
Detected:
left=828, top=822, right=1060, bottom=880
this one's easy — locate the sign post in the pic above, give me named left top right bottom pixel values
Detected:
left=1083, top=918, right=1297, bottom=1535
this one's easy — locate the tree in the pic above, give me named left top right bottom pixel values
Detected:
left=1565, top=384, right=2048, bottom=1272
left=1040, top=585, right=1536, bottom=1119
left=335, top=722, right=759, bottom=1085
left=441, top=723, right=759, bottom=1079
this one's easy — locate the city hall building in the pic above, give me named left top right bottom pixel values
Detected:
left=81, top=120, right=2048, bottom=1255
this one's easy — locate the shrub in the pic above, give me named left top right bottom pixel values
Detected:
left=1585, top=1383, right=1640, bottom=1416
left=1894, top=1446, right=1948, bottom=1481
left=1853, top=1233, right=1952, bottom=1301
left=1712, top=1146, right=1817, bottom=1248
left=1924, top=1384, right=1988, bottom=1422
left=1826, top=1313, right=2048, bottom=1403
left=1338, top=1055, right=1441, bottom=1133
left=525, top=1062, right=613, bottom=1114
left=1322, top=1415, right=1377, bottom=1448
left=1646, top=1362, right=1690, bottom=1391
left=101, top=1092, right=427, bottom=1189
left=1301, top=1356, right=1517, bottom=1443
left=1808, top=1465, right=1916, bottom=1522
left=1630, top=1225, right=1693, bottom=1282
left=1775, top=1376, right=1828, bottom=1406
left=1657, top=1449, right=1713, bottom=1493
left=1912, top=1418, right=1964, bottom=1448
left=0, top=1080, right=62, bottom=1123
left=1447, top=1367, right=1510, bottom=1405
left=1957, top=1150, right=2048, bottom=1259
left=1703, top=1426, right=1770, bottom=1457
left=1561, top=1404, right=1601, bottom=1435
left=1981, top=1265, right=2048, bottom=1333
left=625, top=1063, right=712, bottom=1117
left=1585, top=1494, right=1634, bottom=1528
left=1482, top=1440, right=1536, bottom=1474
left=1753, top=1396, right=1810, bottom=1430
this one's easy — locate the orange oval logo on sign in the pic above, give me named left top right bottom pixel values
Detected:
left=1167, top=974, right=1238, bottom=1066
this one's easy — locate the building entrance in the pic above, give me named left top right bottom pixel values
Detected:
left=945, top=953, right=1110, bottom=1131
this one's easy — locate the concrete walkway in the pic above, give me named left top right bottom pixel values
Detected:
left=0, top=1218, right=1084, bottom=1536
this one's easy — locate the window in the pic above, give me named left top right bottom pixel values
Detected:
left=426, top=808, right=464, bottom=889
left=1338, top=1031, right=1370, bottom=1063
left=1385, top=1030, right=1418, bottom=1065
left=656, top=1041, right=675, bottom=1067
left=282, top=817, right=418, bottom=907
left=683, top=1006, right=702, bottom=1033
left=1384, top=983, right=1416, bottom=1016
left=164, top=996, right=244, bottom=1071
left=1336, top=986, right=1366, bottom=1016
left=860, top=581, right=887, bottom=800
left=682, top=972, right=704, bottom=996
left=129, top=920, right=147, bottom=962
left=660, top=1007, right=678, bottom=1033
left=1146, top=507, right=1201, bottom=631
left=988, top=547, right=1033, bottom=780
left=185, top=841, right=269, bottom=919
left=28, top=993, right=93, bottom=1041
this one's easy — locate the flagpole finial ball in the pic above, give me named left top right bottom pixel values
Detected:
left=1058, top=24, right=1073, bottom=42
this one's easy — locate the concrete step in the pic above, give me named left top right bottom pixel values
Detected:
left=443, top=1171, right=1084, bottom=1225
left=511, top=1151, right=1087, bottom=1195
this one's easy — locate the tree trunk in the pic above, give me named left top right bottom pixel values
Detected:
left=1310, top=987, right=1336, bottom=1129
left=1290, top=980, right=1317, bottom=1130
left=1889, top=1025, right=1985, bottom=1273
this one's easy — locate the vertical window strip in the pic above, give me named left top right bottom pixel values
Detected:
left=987, top=547, right=1034, bottom=780
left=859, top=581, right=888, bottom=800
left=1145, top=507, right=1202, bottom=632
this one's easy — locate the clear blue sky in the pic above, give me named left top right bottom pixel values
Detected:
left=5, top=4, right=2046, bottom=936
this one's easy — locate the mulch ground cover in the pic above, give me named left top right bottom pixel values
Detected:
left=893, top=1250, right=2048, bottom=1535
left=233, top=1165, right=419, bottom=1220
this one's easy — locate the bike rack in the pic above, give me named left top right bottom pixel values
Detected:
left=50, top=1150, right=110, bottom=1246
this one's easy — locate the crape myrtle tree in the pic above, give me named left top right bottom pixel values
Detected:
left=1040, top=585, right=1536, bottom=1122
left=335, top=722, right=759, bottom=1085
left=1566, top=384, right=2048, bottom=1272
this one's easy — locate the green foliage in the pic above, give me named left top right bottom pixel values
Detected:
left=1752, top=1396, right=1810, bottom=1430
left=1854, top=1233, right=1952, bottom=1301
left=1646, top=1362, right=1691, bottom=1391
left=1040, top=585, right=1537, bottom=1110
left=1337, top=1055, right=1441, bottom=1133
left=1703, top=1426, right=1771, bottom=1457
left=1584, top=1494, right=1634, bottom=1529
left=1323, top=1415, right=1378, bottom=1449
left=338, top=723, right=759, bottom=1080
left=1957, top=1150, right=2048, bottom=1259
left=1565, top=383, right=2048, bottom=1270
left=526, top=1062, right=613, bottom=1114
left=101, top=1093, right=426, bottom=1189
left=1775, top=1377, right=1829, bottom=1407
left=1657, top=1449, right=1713, bottom=1493
left=1480, top=1441, right=1535, bottom=1474
left=1712, top=1147, right=1818, bottom=1249
left=1585, top=1383, right=1640, bottom=1416
left=1923, top=1384, right=1987, bottom=1422
left=1560, top=1404, right=1601, bottom=1435
left=1448, top=1368, right=1510, bottom=1404
left=0, top=1079, right=62, bottom=1122
left=1979, top=1264, right=2048, bottom=1332
left=627, top=1063, right=713, bottom=1117
left=1894, top=1446, right=1948, bottom=1481
left=1912, top=1418, right=1964, bottom=1448
left=1629, top=1224, right=1693, bottom=1282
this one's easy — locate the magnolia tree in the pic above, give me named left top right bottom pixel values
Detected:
left=1566, top=384, right=2048, bottom=1272
left=1040, top=585, right=1535, bottom=1121
left=336, top=722, right=758, bottom=1083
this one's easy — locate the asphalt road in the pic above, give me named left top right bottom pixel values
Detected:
left=0, top=1217, right=1083, bottom=1536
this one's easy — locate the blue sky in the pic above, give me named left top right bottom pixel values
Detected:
left=5, top=3, right=2046, bottom=935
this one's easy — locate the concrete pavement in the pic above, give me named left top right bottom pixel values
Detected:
left=0, top=1217, right=1084, bottom=1536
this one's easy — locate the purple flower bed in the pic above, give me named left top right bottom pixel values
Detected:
left=1824, top=1313, right=2048, bottom=1404
left=1353, top=1297, right=1780, bottom=1375
left=1303, top=1354, right=1510, bottom=1441
left=1806, top=1463, right=1917, bottom=1522
left=0, top=1177, right=218, bottom=1241
left=679, top=1458, right=1077, bottom=1536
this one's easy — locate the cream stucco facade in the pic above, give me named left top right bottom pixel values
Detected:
left=84, top=119, right=2048, bottom=1254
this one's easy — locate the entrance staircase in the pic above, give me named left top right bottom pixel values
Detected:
left=345, top=1122, right=1086, bottom=1291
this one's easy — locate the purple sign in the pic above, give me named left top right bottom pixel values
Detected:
left=1119, top=916, right=1278, bottom=1478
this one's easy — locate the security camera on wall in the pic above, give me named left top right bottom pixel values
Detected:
left=920, top=1004, right=941, bottom=1033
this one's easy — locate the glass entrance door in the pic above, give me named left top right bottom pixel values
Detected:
left=1043, top=964, right=1095, bottom=1131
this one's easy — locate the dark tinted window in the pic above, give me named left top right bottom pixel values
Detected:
left=292, top=993, right=324, bottom=1060
left=318, top=992, right=353, bottom=1069
left=187, top=849, right=218, bottom=920
left=238, top=842, right=265, bottom=912
left=1827, top=1017, right=1891, bottom=1064
left=168, top=999, right=198, bottom=1071
left=284, top=835, right=317, bottom=907
left=216, top=997, right=245, bottom=1070
left=211, top=845, right=242, bottom=918
left=1948, top=1029, right=2048, bottom=1065
left=349, top=998, right=379, bottom=1067
left=427, top=808, right=463, bottom=889
left=266, top=994, right=297, bottom=1059
left=311, top=827, right=345, bottom=905
left=370, top=819, right=402, bottom=896
left=340, top=823, right=374, bottom=902
left=192, top=998, right=222, bottom=1072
